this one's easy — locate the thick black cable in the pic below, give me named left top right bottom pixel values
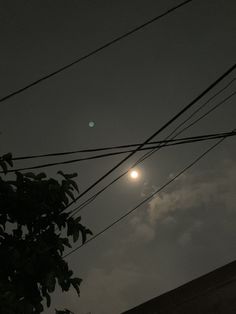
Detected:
left=10, top=78, right=236, bottom=162
left=64, top=63, right=236, bottom=214
left=0, top=0, right=194, bottom=104
left=63, top=133, right=230, bottom=258
left=136, top=90, right=236, bottom=164
left=3, top=131, right=236, bottom=173
left=69, top=89, right=236, bottom=216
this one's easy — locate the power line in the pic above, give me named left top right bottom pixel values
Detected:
left=10, top=78, right=236, bottom=162
left=67, top=80, right=236, bottom=216
left=8, top=132, right=228, bottom=161
left=3, top=130, right=236, bottom=173
left=135, top=90, right=236, bottom=164
left=131, top=78, right=236, bottom=165
left=63, top=64, right=236, bottom=213
left=63, top=131, right=232, bottom=259
left=69, top=91, right=236, bottom=217
left=0, top=0, right=194, bottom=104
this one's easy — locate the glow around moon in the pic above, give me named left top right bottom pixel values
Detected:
left=130, top=170, right=139, bottom=179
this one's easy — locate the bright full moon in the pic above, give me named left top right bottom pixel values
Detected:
left=130, top=170, right=139, bottom=179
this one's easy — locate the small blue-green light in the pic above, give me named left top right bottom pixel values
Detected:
left=89, top=121, right=95, bottom=128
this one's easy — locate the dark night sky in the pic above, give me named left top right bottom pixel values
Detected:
left=1, top=0, right=236, bottom=313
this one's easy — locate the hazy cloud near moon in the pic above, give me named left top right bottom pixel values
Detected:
left=147, top=159, right=236, bottom=225
left=53, top=159, right=236, bottom=314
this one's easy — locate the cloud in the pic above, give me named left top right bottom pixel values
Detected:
left=129, top=215, right=155, bottom=242
left=147, top=159, right=236, bottom=225
left=178, top=220, right=203, bottom=246
left=47, top=159, right=236, bottom=314
left=128, top=158, right=236, bottom=247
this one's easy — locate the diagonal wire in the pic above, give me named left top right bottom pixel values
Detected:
left=136, top=90, right=236, bottom=164
left=0, top=0, right=194, bottom=104
left=69, top=91, right=236, bottom=216
left=2, top=130, right=236, bottom=174
left=63, top=131, right=233, bottom=259
left=62, top=64, right=236, bottom=215
left=9, top=78, right=236, bottom=161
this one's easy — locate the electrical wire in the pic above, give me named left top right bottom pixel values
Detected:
left=0, top=0, right=194, bottom=104
left=63, top=131, right=232, bottom=259
left=68, top=90, right=236, bottom=217
left=10, top=78, right=236, bottom=162
left=62, top=64, right=236, bottom=214
left=135, top=90, right=236, bottom=164
left=3, top=130, right=236, bottom=173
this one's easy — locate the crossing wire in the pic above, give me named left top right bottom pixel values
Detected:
left=69, top=92, right=236, bottom=217
left=63, top=131, right=232, bottom=259
left=9, top=78, right=236, bottom=162
left=2, top=130, right=236, bottom=174
left=62, top=64, right=236, bottom=213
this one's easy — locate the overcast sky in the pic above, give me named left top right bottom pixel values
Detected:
left=1, top=0, right=236, bottom=313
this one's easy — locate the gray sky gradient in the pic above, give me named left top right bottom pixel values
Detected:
left=1, top=0, right=236, bottom=313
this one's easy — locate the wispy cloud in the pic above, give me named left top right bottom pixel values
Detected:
left=130, top=159, right=236, bottom=246
left=47, top=160, right=236, bottom=314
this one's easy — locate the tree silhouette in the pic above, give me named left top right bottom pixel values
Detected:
left=0, top=153, right=92, bottom=313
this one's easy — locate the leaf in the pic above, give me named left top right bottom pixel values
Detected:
left=80, top=225, right=93, bottom=244
left=65, top=189, right=75, bottom=201
left=46, top=273, right=56, bottom=293
left=86, top=228, right=93, bottom=236
left=0, top=214, right=7, bottom=229
left=36, top=173, right=47, bottom=180
left=57, top=170, right=66, bottom=178
left=70, top=277, right=82, bottom=296
left=56, top=213, right=69, bottom=230
left=2, top=152, right=13, bottom=167
left=0, top=225, right=6, bottom=237
left=57, top=238, right=72, bottom=255
left=45, top=291, right=51, bottom=307
left=67, top=218, right=75, bottom=237
left=80, top=226, right=87, bottom=244
left=57, top=241, right=64, bottom=256
left=35, top=303, right=44, bottom=313
left=24, top=172, right=37, bottom=179
left=42, top=286, right=51, bottom=308
left=65, top=173, right=78, bottom=179
left=61, top=238, right=72, bottom=248
left=68, top=180, right=79, bottom=193
left=75, top=216, right=81, bottom=223
left=0, top=160, right=7, bottom=174
left=58, top=171, right=78, bottom=180
left=60, top=187, right=69, bottom=206
left=72, top=226, right=80, bottom=243
left=13, top=227, right=22, bottom=239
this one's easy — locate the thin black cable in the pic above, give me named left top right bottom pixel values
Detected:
left=134, top=78, right=236, bottom=164
left=64, top=63, right=236, bottom=214
left=10, top=78, right=236, bottom=162
left=0, top=0, right=194, bottom=104
left=63, top=133, right=230, bottom=258
left=69, top=90, right=236, bottom=216
left=136, top=90, right=236, bottom=164
left=8, top=134, right=226, bottom=161
left=3, top=131, right=236, bottom=173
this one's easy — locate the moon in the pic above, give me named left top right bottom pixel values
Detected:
left=130, top=170, right=139, bottom=179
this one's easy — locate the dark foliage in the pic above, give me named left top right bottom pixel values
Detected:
left=0, top=154, right=92, bottom=313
